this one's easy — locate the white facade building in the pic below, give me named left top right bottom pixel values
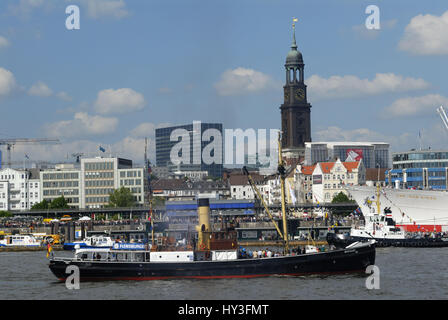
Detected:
left=0, top=168, right=41, bottom=211
left=312, top=159, right=365, bottom=203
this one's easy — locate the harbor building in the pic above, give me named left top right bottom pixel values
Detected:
left=40, top=164, right=81, bottom=208
left=81, top=157, right=145, bottom=209
left=0, top=168, right=41, bottom=211
left=155, top=122, right=223, bottom=178
left=152, top=179, right=230, bottom=201
left=311, top=159, right=365, bottom=203
left=304, top=142, right=391, bottom=169
left=386, top=149, right=448, bottom=190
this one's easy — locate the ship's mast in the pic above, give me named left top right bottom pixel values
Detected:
left=278, top=132, right=290, bottom=254
left=376, top=182, right=381, bottom=215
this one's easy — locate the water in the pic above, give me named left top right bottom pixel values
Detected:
left=0, top=248, right=447, bottom=300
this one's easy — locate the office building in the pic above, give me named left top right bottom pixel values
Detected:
left=386, top=149, right=448, bottom=189
left=155, top=122, right=223, bottom=178
left=305, top=142, right=391, bottom=169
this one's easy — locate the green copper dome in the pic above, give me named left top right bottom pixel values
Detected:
left=286, top=26, right=303, bottom=66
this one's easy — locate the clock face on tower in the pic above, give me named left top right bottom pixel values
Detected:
left=294, top=88, right=305, bottom=101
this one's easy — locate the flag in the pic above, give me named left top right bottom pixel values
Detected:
left=46, top=243, right=53, bottom=258
left=288, top=180, right=297, bottom=205
left=293, top=18, right=298, bottom=22
left=25, top=154, right=30, bottom=160
left=99, top=146, right=106, bottom=153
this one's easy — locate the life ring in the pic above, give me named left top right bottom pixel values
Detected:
left=199, top=243, right=206, bottom=250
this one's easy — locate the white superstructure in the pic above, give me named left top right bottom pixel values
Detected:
left=346, top=185, right=448, bottom=232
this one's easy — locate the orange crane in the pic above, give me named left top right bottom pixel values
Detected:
left=0, top=138, right=60, bottom=168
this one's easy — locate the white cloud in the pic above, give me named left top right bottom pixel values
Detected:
left=9, top=0, right=47, bottom=17
left=44, top=112, right=118, bottom=139
left=94, top=88, right=146, bottom=114
left=28, top=81, right=53, bottom=97
left=214, top=67, right=278, bottom=96
left=12, top=136, right=153, bottom=164
left=352, top=19, right=397, bottom=40
left=78, top=0, right=129, bottom=19
left=0, top=36, right=10, bottom=49
left=399, top=11, right=448, bottom=55
left=383, top=94, right=448, bottom=118
left=56, top=91, right=72, bottom=101
left=307, top=73, right=430, bottom=101
left=130, top=122, right=174, bottom=138
left=0, top=67, right=17, bottom=97
left=28, top=81, right=72, bottom=101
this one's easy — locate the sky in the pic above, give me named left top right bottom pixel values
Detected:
left=1, top=0, right=448, bottom=166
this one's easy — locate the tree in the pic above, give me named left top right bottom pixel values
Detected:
left=108, top=187, right=135, bottom=208
left=152, top=196, right=166, bottom=206
left=331, top=192, right=355, bottom=204
left=49, top=196, right=70, bottom=209
left=31, top=199, right=50, bottom=210
left=0, top=211, right=12, bottom=217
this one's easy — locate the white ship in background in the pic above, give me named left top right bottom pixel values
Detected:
left=346, top=185, right=448, bottom=232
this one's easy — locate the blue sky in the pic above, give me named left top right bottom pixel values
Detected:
left=1, top=0, right=448, bottom=165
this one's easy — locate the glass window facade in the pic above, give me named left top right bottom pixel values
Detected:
left=155, top=123, right=223, bottom=178
left=305, top=142, right=390, bottom=168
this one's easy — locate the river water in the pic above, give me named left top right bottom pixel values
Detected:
left=0, top=247, right=447, bottom=300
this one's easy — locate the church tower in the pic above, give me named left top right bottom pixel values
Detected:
left=280, top=19, right=311, bottom=158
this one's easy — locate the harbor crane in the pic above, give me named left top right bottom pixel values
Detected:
left=0, top=138, right=60, bottom=168
left=437, top=106, right=448, bottom=134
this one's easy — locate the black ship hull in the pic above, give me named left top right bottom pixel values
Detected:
left=49, top=243, right=375, bottom=281
left=327, top=233, right=448, bottom=248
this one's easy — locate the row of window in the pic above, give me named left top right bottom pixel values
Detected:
left=43, top=189, right=79, bottom=196
left=43, top=181, right=79, bottom=188
left=120, top=179, right=142, bottom=186
left=42, top=173, right=79, bottom=180
left=84, top=162, right=114, bottom=171
left=85, top=172, right=114, bottom=179
left=85, top=180, right=114, bottom=187
left=119, top=171, right=142, bottom=178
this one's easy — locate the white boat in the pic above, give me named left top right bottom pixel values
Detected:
left=327, top=186, right=448, bottom=247
left=0, top=234, right=41, bottom=247
left=346, top=185, right=448, bottom=232
left=63, top=236, right=115, bottom=251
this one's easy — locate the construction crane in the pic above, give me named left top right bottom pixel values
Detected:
left=437, top=106, right=448, bottom=134
left=0, top=138, right=60, bottom=168
left=71, top=153, right=85, bottom=163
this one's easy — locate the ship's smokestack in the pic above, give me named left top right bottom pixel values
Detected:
left=196, top=197, right=211, bottom=251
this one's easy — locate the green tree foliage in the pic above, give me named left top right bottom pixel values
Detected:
left=151, top=196, right=165, bottom=206
left=108, top=187, right=135, bottom=208
left=31, top=199, right=50, bottom=210
left=49, top=196, right=70, bottom=209
left=331, top=192, right=356, bottom=204
left=0, top=211, right=12, bottom=217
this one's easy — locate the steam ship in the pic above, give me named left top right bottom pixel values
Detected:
left=49, top=198, right=375, bottom=281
